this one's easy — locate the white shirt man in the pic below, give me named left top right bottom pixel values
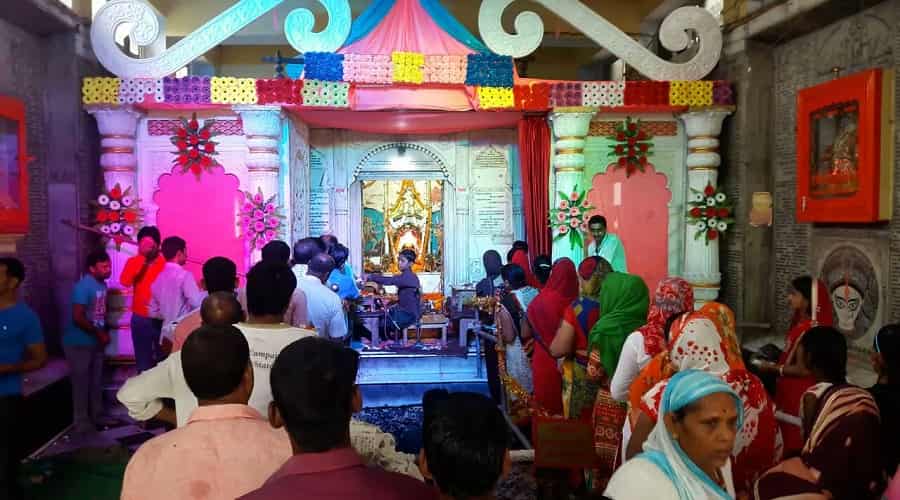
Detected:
left=584, top=216, right=628, bottom=272
left=296, top=275, right=347, bottom=340
left=149, top=241, right=203, bottom=341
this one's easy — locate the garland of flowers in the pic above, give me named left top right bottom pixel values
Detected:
left=549, top=188, right=592, bottom=250
left=93, top=183, right=140, bottom=248
left=687, top=182, right=733, bottom=244
left=239, top=188, right=283, bottom=250
left=170, top=112, right=220, bottom=177
left=606, top=117, right=654, bottom=177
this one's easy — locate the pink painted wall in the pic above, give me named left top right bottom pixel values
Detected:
left=154, top=166, right=246, bottom=283
left=588, top=164, right=671, bottom=292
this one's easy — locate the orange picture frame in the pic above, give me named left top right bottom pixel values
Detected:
left=796, top=68, right=894, bottom=223
left=0, top=95, right=29, bottom=233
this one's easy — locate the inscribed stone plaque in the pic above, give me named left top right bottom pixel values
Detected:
left=471, top=190, right=509, bottom=235
left=309, top=148, right=330, bottom=236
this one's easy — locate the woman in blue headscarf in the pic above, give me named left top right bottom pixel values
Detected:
left=605, top=370, right=743, bottom=499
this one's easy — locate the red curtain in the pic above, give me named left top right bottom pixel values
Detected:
left=517, top=116, right=551, bottom=259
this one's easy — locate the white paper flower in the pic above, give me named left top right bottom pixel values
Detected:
left=717, top=221, right=728, bottom=232
left=123, top=225, right=135, bottom=236
left=110, top=222, right=122, bottom=233
left=98, top=194, right=110, bottom=206
left=708, top=217, right=718, bottom=227
left=121, top=196, right=134, bottom=207
left=109, top=200, right=121, bottom=211
left=715, top=193, right=726, bottom=203
left=706, top=197, right=716, bottom=206
left=693, top=193, right=705, bottom=203
left=696, top=221, right=707, bottom=231
left=100, top=224, right=111, bottom=234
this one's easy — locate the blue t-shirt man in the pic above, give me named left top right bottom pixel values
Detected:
left=64, top=275, right=108, bottom=346
left=328, top=263, right=360, bottom=301
left=0, top=303, right=44, bottom=396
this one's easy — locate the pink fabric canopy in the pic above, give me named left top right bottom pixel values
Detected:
left=339, top=0, right=475, bottom=56
left=286, top=109, right=522, bottom=134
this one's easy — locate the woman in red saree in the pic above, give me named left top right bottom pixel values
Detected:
left=630, top=305, right=781, bottom=495
left=509, top=247, right=543, bottom=290
left=757, top=276, right=833, bottom=456
left=526, top=258, right=578, bottom=415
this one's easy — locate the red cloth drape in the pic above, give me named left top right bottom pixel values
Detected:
left=517, top=116, right=551, bottom=259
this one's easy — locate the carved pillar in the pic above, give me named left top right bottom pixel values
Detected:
left=679, top=107, right=733, bottom=309
left=86, top=105, right=143, bottom=354
left=234, top=105, right=284, bottom=263
left=549, top=110, right=594, bottom=263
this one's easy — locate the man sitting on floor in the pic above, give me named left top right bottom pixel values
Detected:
left=240, top=337, right=435, bottom=500
left=420, top=391, right=510, bottom=500
left=121, top=325, right=291, bottom=500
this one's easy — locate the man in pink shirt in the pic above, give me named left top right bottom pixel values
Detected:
left=171, top=257, right=239, bottom=352
left=240, top=338, right=436, bottom=500
left=121, top=325, right=291, bottom=500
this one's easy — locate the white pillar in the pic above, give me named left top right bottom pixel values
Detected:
left=234, top=105, right=284, bottom=263
left=679, top=107, right=733, bottom=309
left=86, top=105, right=144, bottom=354
left=549, top=110, right=595, bottom=263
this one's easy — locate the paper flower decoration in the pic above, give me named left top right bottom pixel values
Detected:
left=163, top=76, right=211, bottom=104
left=239, top=188, right=283, bottom=250
left=477, top=86, right=514, bottom=110
left=211, top=77, right=258, bottom=105
left=392, top=51, right=425, bottom=84
left=514, top=83, right=550, bottom=111
left=117, top=78, right=163, bottom=104
left=343, top=54, right=392, bottom=84
left=304, top=52, right=345, bottom=82
left=170, top=113, right=220, bottom=177
left=465, top=54, right=514, bottom=87
left=549, top=188, right=592, bottom=250
left=713, top=80, right=734, bottom=105
left=256, top=79, right=303, bottom=105
left=550, top=82, right=583, bottom=108
left=301, top=80, right=350, bottom=108
left=669, top=81, right=713, bottom=106
left=624, top=80, right=671, bottom=106
left=82, top=77, right=121, bottom=105
left=606, top=117, right=654, bottom=177
left=687, top=183, right=733, bottom=244
left=423, top=55, right=467, bottom=84
left=581, top=81, right=625, bottom=107
left=93, top=183, right=141, bottom=248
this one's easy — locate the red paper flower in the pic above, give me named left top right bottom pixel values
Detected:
left=615, top=145, right=624, bottom=155
left=628, top=137, right=636, bottom=146
left=190, top=136, right=199, bottom=146
left=639, top=143, right=649, bottom=152
left=690, top=207, right=702, bottom=217
left=124, top=211, right=137, bottom=223
left=204, top=143, right=215, bottom=153
left=618, top=157, right=628, bottom=167
left=189, top=149, right=199, bottom=159
left=177, top=155, right=188, bottom=165
left=109, top=186, right=122, bottom=200
left=628, top=147, right=635, bottom=157
left=637, top=131, right=647, bottom=140
left=708, top=230, right=719, bottom=240
left=706, top=207, right=716, bottom=217
left=616, top=132, right=625, bottom=141
left=627, top=122, right=637, bottom=133
left=189, top=119, right=199, bottom=131
left=176, top=141, right=187, bottom=150
left=200, top=129, right=211, bottom=140
left=718, top=208, right=730, bottom=218
left=108, top=211, right=120, bottom=222
left=190, top=164, right=202, bottom=175
left=177, top=128, right=187, bottom=138
left=200, top=156, right=212, bottom=167
left=639, top=156, right=648, bottom=166
left=704, top=184, right=716, bottom=197
left=96, top=210, right=108, bottom=223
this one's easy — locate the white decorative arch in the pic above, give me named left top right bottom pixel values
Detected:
left=351, top=142, right=454, bottom=185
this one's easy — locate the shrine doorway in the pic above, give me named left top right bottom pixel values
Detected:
left=348, top=142, right=454, bottom=295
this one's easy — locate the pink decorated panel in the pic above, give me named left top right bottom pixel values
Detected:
left=588, top=165, right=671, bottom=292
left=153, top=166, right=246, bottom=282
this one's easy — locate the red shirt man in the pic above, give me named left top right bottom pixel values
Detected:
left=120, top=226, right=166, bottom=371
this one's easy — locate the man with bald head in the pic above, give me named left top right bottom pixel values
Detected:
left=295, top=251, right=347, bottom=341
left=171, top=257, right=239, bottom=352
left=201, top=291, right=244, bottom=326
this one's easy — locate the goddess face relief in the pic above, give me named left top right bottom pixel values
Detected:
left=832, top=284, right=863, bottom=332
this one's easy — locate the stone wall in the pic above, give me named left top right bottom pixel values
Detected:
left=0, top=15, right=102, bottom=352
left=720, top=0, right=900, bottom=339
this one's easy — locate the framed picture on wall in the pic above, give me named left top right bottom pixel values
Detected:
left=796, top=68, right=895, bottom=223
left=0, top=96, right=29, bottom=234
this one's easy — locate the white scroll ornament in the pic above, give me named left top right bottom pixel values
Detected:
left=478, top=1, right=722, bottom=81
left=91, top=0, right=283, bottom=79
left=284, top=0, right=352, bottom=54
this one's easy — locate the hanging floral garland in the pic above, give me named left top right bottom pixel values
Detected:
left=170, top=113, right=220, bottom=178
left=687, top=183, right=733, bottom=244
left=606, top=117, right=654, bottom=177
left=92, top=183, right=141, bottom=248
left=239, top=188, right=283, bottom=250
left=549, top=188, right=592, bottom=250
